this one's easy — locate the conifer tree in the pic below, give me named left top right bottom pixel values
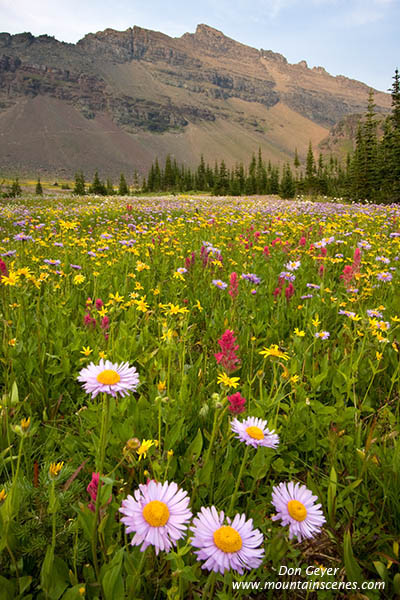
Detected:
left=9, top=177, right=22, bottom=197
left=90, top=171, right=106, bottom=195
left=305, top=141, right=316, bottom=192
left=118, top=173, right=129, bottom=195
left=132, top=169, right=140, bottom=190
left=294, top=148, right=300, bottom=169
left=106, top=178, right=114, bottom=195
left=73, top=171, right=86, bottom=195
left=35, top=177, right=43, bottom=195
left=280, top=163, right=296, bottom=198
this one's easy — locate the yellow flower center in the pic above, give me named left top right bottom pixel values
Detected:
left=287, top=499, right=307, bottom=521
left=142, top=500, right=170, bottom=527
left=213, top=526, right=242, bottom=553
left=96, top=369, right=121, bottom=385
left=245, top=426, right=264, bottom=440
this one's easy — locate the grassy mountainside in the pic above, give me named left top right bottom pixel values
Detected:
left=0, top=24, right=391, bottom=177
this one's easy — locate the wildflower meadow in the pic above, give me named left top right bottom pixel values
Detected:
left=1, top=193, right=400, bottom=599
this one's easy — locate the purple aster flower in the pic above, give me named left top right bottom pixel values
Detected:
left=367, top=309, right=383, bottom=318
left=44, top=259, right=61, bottom=266
left=279, top=271, right=296, bottom=282
left=190, top=506, right=264, bottom=574
left=271, top=481, right=325, bottom=542
left=376, top=256, right=390, bottom=264
left=14, top=233, right=33, bottom=242
left=358, top=240, right=371, bottom=249
left=300, top=294, right=313, bottom=300
left=70, top=264, right=82, bottom=270
left=119, top=481, right=192, bottom=555
left=231, top=416, right=279, bottom=449
left=241, top=273, right=261, bottom=285
left=212, top=279, right=228, bottom=289
left=306, top=283, right=320, bottom=289
left=377, top=272, right=392, bottom=282
left=77, top=359, right=139, bottom=398
left=314, top=331, right=330, bottom=340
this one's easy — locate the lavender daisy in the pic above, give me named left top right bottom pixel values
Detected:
left=190, top=506, right=264, bottom=574
left=212, top=279, right=228, bottom=289
left=231, top=416, right=279, bottom=449
left=271, top=481, right=326, bottom=542
left=377, top=272, right=393, bottom=282
left=119, top=481, right=192, bottom=554
left=315, top=331, right=330, bottom=340
left=77, top=359, right=139, bottom=398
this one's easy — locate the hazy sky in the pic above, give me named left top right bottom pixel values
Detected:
left=1, top=0, right=398, bottom=92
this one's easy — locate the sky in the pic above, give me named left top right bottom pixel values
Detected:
left=1, top=0, right=399, bottom=92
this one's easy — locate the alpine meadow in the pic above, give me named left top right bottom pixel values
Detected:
left=1, top=15, right=400, bottom=600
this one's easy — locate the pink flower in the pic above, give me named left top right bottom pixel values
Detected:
left=353, top=248, right=361, bottom=269
left=228, top=272, right=239, bottom=299
left=285, top=283, right=295, bottom=300
left=95, top=298, right=104, bottom=310
left=0, top=259, right=8, bottom=277
left=341, top=264, right=354, bottom=285
left=83, top=313, right=96, bottom=328
left=263, top=245, right=270, bottom=258
left=87, top=472, right=112, bottom=512
left=227, top=392, right=246, bottom=414
left=214, top=329, right=241, bottom=373
left=101, top=316, right=110, bottom=330
left=299, top=236, right=307, bottom=247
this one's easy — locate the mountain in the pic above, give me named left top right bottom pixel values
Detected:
left=0, top=24, right=391, bottom=178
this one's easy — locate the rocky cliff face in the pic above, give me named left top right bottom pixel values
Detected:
left=0, top=24, right=391, bottom=176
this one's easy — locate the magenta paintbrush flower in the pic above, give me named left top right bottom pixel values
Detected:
left=214, top=329, right=241, bottom=373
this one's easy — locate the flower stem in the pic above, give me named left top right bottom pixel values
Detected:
left=91, top=393, right=110, bottom=587
left=228, top=445, right=250, bottom=514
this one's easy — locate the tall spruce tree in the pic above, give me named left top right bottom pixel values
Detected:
left=35, top=177, right=43, bottom=195
left=73, top=172, right=86, bottom=195
left=118, top=173, right=129, bottom=195
left=280, top=163, right=295, bottom=198
left=90, top=171, right=106, bottom=195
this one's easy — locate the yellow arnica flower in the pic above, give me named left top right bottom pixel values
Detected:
left=80, top=346, right=93, bottom=357
left=217, top=372, right=240, bottom=388
left=157, top=380, right=167, bottom=393
left=73, top=274, right=85, bottom=285
left=259, top=345, right=289, bottom=361
left=136, top=439, right=155, bottom=461
left=294, top=328, right=305, bottom=337
left=49, top=461, right=64, bottom=478
left=0, top=489, right=7, bottom=503
left=21, top=417, right=31, bottom=432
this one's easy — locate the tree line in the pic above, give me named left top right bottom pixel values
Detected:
left=4, top=70, right=399, bottom=203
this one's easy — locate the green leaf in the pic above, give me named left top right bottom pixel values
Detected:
left=10, top=381, right=19, bottom=405
left=393, top=573, right=400, bottom=595
left=327, top=466, right=337, bottom=526
left=102, top=548, right=125, bottom=600
left=343, top=530, right=363, bottom=584
left=373, top=561, right=387, bottom=582
left=185, top=429, right=203, bottom=462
